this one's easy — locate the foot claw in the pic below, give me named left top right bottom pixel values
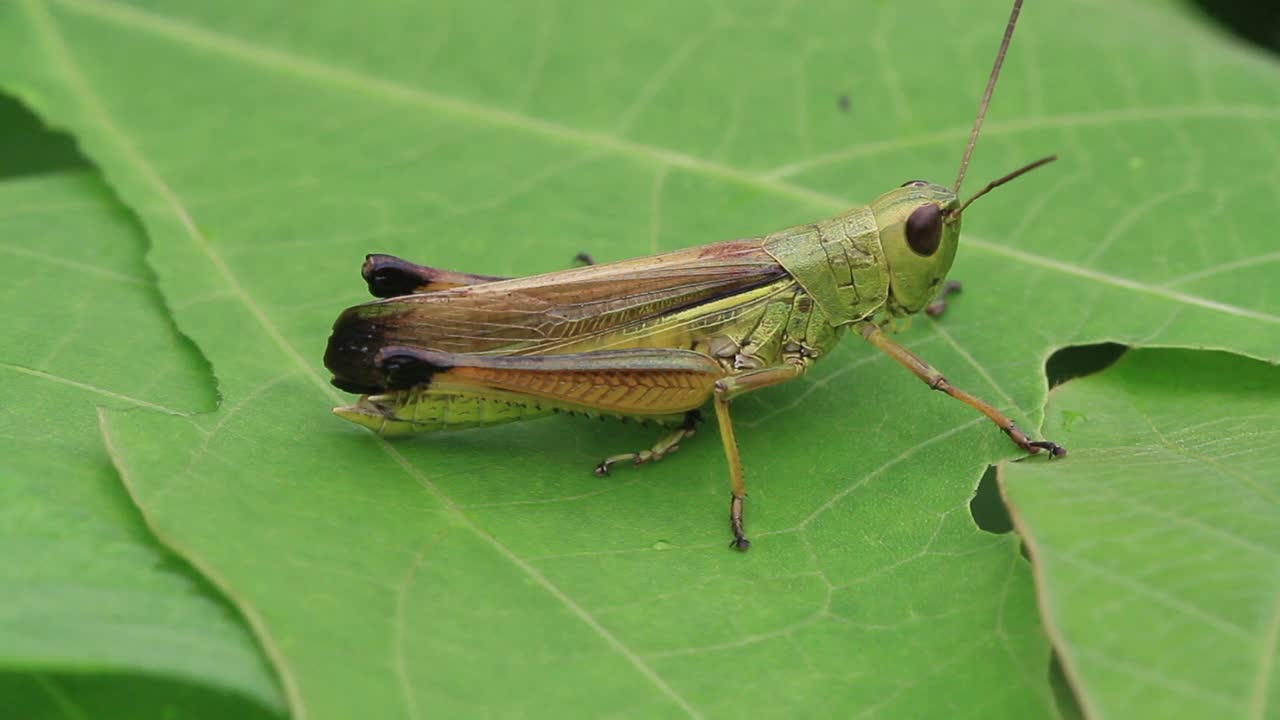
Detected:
left=1029, top=440, right=1067, bottom=458
left=593, top=462, right=611, bottom=477
left=1004, top=423, right=1067, bottom=458
left=729, top=537, right=751, bottom=552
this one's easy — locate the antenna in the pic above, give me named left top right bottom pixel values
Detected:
left=951, top=155, right=1056, bottom=218
left=953, top=0, right=1023, bottom=194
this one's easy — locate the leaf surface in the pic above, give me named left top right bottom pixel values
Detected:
left=0, top=168, right=282, bottom=713
left=1003, top=350, right=1280, bottom=719
left=2, top=0, right=1278, bottom=717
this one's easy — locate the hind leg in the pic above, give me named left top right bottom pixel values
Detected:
left=593, top=411, right=700, bottom=476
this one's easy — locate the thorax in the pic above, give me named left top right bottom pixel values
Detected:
left=761, top=204, right=889, bottom=325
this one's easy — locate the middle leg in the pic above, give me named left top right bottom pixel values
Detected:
left=712, top=362, right=807, bottom=551
left=594, top=411, right=701, bottom=476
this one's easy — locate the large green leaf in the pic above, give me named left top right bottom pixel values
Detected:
left=1003, top=350, right=1280, bottom=719
left=0, top=168, right=282, bottom=713
left=3, top=0, right=1278, bottom=717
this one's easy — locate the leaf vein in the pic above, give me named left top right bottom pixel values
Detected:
left=1, top=362, right=187, bottom=415
left=1250, top=592, right=1280, bottom=720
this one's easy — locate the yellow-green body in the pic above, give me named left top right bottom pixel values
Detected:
left=325, top=182, right=962, bottom=434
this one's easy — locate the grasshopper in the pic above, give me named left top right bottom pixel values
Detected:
left=324, top=0, right=1062, bottom=550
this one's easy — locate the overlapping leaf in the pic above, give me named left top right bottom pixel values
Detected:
left=0, top=168, right=281, bottom=714
left=1004, top=350, right=1280, bottom=719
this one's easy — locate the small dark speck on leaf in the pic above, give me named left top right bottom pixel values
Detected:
left=838, top=94, right=851, bottom=112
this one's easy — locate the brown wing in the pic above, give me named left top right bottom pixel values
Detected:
left=325, top=239, right=785, bottom=392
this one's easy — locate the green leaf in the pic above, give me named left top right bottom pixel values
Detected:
left=3, top=0, right=1278, bottom=717
left=0, top=167, right=283, bottom=713
left=1002, top=349, right=1280, bottom=719
left=0, top=672, right=278, bottom=720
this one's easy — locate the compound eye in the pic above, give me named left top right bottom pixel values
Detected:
left=900, top=179, right=929, bottom=188
left=905, top=203, right=943, bottom=256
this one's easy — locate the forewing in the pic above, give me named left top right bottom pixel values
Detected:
left=325, top=239, right=785, bottom=392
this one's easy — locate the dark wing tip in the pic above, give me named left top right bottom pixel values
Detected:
left=362, top=254, right=432, bottom=298
left=330, top=377, right=383, bottom=394
left=324, top=307, right=391, bottom=393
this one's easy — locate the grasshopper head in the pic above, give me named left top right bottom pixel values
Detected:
left=872, top=181, right=962, bottom=316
